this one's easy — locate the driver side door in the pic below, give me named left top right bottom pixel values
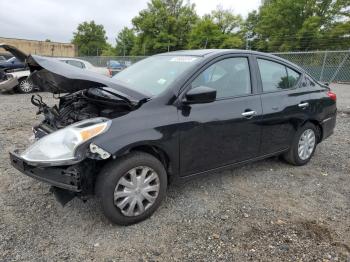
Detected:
left=178, top=55, right=262, bottom=176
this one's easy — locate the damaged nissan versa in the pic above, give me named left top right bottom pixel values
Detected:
left=10, top=49, right=337, bottom=225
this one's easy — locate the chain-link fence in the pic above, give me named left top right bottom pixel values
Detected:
left=273, top=50, right=350, bottom=83
left=78, top=50, right=350, bottom=83
left=76, top=56, right=147, bottom=68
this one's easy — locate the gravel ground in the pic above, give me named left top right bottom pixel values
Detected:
left=0, top=84, right=349, bottom=261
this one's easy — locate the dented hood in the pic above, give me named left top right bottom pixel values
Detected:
left=27, top=55, right=147, bottom=101
left=0, top=43, right=28, bottom=62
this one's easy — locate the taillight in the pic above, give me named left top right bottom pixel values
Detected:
left=327, top=91, right=336, bottom=101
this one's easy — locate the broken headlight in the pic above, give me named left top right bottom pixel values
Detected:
left=21, top=118, right=111, bottom=165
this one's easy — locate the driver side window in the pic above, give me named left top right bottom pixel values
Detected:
left=191, top=57, right=251, bottom=99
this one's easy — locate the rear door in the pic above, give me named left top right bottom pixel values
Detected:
left=179, top=55, right=262, bottom=176
left=255, top=56, right=312, bottom=155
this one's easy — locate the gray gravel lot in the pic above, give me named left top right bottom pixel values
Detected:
left=0, top=84, right=349, bottom=261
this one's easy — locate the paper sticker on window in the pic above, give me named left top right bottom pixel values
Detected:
left=157, top=78, right=167, bottom=85
left=170, top=57, right=197, bottom=63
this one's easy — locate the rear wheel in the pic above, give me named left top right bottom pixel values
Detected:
left=283, top=122, right=317, bottom=166
left=17, top=78, right=34, bottom=93
left=95, top=152, right=167, bottom=225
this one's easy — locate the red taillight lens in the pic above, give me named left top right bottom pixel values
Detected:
left=327, top=91, right=336, bottom=101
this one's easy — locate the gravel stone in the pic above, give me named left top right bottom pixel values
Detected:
left=0, top=84, right=349, bottom=261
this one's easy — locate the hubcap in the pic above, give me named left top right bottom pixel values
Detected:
left=20, top=80, right=33, bottom=92
left=298, top=129, right=316, bottom=160
left=114, top=166, right=160, bottom=217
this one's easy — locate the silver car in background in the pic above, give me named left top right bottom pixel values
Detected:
left=59, top=58, right=111, bottom=77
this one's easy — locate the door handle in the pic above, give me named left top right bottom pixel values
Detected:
left=298, top=102, right=309, bottom=108
left=241, top=110, right=256, bottom=117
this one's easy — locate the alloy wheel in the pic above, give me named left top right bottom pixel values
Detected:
left=298, top=129, right=316, bottom=160
left=19, top=79, right=33, bottom=93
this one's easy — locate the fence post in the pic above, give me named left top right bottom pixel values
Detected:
left=329, top=52, right=349, bottom=83
left=319, top=51, right=328, bottom=82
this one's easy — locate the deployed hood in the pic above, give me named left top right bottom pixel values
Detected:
left=0, top=43, right=28, bottom=62
left=27, top=55, right=146, bottom=101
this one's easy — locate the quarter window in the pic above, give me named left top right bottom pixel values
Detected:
left=191, top=57, right=251, bottom=99
left=287, top=68, right=301, bottom=87
left=258, top=59, right=301, bottom=92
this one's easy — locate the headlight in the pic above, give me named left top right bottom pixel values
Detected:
left=21, top=118, right=111, bottom=165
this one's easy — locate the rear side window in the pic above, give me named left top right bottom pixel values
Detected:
left=191, top=57, right=251, bottom=99
left=258, top=59, right=300, bottom=92
left=67, top=60, right=85, bottom=69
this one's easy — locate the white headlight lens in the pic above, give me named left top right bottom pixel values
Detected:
left=21, top=118, right=110, bottom=164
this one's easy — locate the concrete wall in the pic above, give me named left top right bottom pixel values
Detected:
left=0, top=37, right=76, bottom=57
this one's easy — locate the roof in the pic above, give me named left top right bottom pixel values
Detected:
left=160, top=49, right=262, bottom=56
left=159, top=49, right=280, bottom=58
left=158, top=49, right=305, bottom=73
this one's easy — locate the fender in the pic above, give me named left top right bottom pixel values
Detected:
left=91, top=104, right=180, bottom=176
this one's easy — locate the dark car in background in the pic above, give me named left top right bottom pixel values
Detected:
left=10, top=49, right=336, bottom=225
left=107, top=60, right=127, bottom=76
left=0, top=56, right=26, bottom=71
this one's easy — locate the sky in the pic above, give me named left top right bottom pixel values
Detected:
left=0, top=0, right=261, bottom=44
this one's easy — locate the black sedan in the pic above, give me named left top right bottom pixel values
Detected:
left=10, top=49, right=336, bottom=225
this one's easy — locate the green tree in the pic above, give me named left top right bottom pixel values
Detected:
left=187, top=8, right=244, bottom=49
left=242, top=10, right=260, bottom=50
left=211, top=7, right=243, bottom=34
left=187, top=17, right=224, bottom=49
left=248, top=0, right=350, bottom=51
left=115, top=27, right=136, bottom=56
left=72, top=21, right=108, bottom=56
left=131, top=0, right=198, bottom=55
left=101, top=43, right=116, bottom=56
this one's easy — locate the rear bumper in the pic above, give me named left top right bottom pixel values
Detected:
left=10, top=150, right=81, bottom=192
left=321, top=113, right=336, bottom=140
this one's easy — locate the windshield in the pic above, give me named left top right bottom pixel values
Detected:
left=113, top=55, right=201, bottom=96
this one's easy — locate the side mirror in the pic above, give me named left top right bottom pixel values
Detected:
left=184, top=86, right=216, bottom=104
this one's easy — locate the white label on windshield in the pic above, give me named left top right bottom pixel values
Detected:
left=170, top=56, right=197, bottom=63
left=157, top=78, right=167, bottom=85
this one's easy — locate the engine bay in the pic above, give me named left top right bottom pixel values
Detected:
left=31, top=87, right=137, bottom=138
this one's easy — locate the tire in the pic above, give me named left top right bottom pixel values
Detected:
left=95, top=152, right=167, bottom=225
left=283, top=122, right=318, bottom=166
left=17, top=78, right=34, bottom=93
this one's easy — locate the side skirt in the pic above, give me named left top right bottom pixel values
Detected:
left=173, top=148, right=289, bottom=184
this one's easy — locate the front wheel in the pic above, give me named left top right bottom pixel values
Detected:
left=283, top=122, right=318, bottom=166
left=95, top=152, right=167, bottom=225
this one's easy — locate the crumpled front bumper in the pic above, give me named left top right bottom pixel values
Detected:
left=10, top=150, right=82, bottom=192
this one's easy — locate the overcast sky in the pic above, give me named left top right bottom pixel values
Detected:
left=0, top=0, right=261, bottom=44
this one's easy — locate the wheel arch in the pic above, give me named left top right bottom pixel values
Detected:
left=17, top=76, right=28, bottom=81
left=111, top=143, right=175, bottom=183
left=301, top=119, right=323, bottom=143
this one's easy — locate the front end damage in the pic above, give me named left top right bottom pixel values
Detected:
left=10, top=152, right=96, bottom=204
left=9, top=55, right=148, bottom=205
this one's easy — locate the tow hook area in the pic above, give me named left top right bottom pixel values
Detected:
left=50, top=187, right=75, bottom=206
left=90, top=143, right=111, bottom=159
